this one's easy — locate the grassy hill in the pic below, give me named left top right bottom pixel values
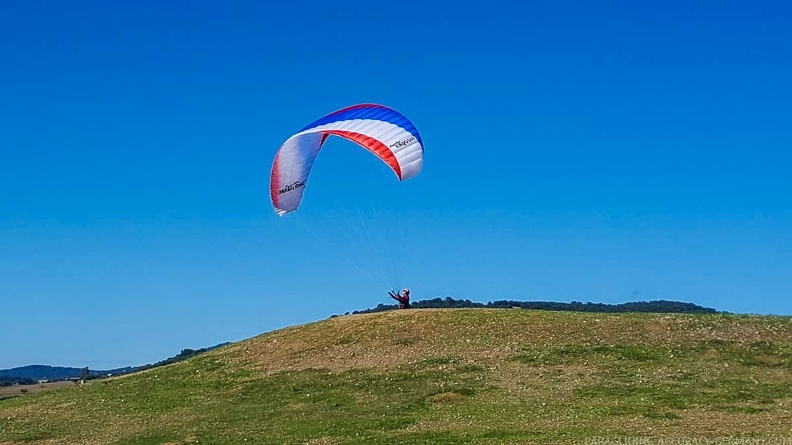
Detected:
left=1, top=309, right=791, bottom=444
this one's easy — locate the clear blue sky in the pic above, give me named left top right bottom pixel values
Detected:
left=2, top=1, right=791, bottom=370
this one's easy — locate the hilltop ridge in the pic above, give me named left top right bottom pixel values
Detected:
left=346, top=297, right=719, bottom=316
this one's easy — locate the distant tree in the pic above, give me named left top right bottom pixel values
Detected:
left=1, top=377, right=37, bottom=386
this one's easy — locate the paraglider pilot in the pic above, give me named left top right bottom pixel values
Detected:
left=389, top=288, right=411, bottom=309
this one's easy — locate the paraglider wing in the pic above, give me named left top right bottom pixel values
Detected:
left=270, top=104, right=424, bottom=216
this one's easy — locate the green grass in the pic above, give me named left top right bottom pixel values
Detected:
left=2, top=309, right=792, bottom=444
left=0, top=359, right=488, bottom=444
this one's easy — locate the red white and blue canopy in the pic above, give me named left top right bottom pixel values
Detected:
left=270, top=103, right=424, bottom=216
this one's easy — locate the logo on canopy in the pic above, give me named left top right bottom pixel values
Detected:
left=390, top=136, right=416, bottom=149
left=278, top=180, right=306, bottom=195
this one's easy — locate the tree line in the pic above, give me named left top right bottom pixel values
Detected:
left=341, top=298, right=719, bottom=316
left=1, top=377, right=37, bottom=387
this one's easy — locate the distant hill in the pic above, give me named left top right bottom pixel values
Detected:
left=345, top=297, right=720, bottom=316
left=0, top=342, right=230, bottom=384
left=0, top=365, right=127, bottom=382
